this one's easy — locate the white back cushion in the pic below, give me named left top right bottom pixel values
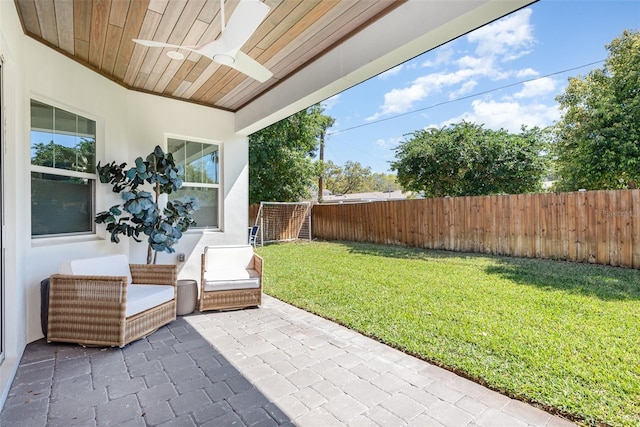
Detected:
left=59, top=254, right=133, bottom=285
left=204, top=245, right=254, bottom=271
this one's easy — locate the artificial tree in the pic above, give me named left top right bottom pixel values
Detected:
left=95, top=145, right=199, bottom=264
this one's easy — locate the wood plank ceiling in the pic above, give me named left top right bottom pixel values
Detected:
left=15, top=0, right=405, bottom=112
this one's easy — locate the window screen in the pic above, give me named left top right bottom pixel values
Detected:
left=168, top=138, right=220, bottom=229
left=30, top=100, right=96, bottom=237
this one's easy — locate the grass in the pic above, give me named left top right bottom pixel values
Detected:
left=256, top=240, right=640, bottom=427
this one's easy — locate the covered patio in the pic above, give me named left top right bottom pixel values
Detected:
left=1, top=295, right=574, bottom=426
left=1, top=0, right=542, bottom=420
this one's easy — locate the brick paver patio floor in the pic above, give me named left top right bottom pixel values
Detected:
left=1, top=295, right=576, bottom=426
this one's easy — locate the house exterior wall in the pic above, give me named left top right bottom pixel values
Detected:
left=0, top=0, right=537, bottom=410
left=0, top=1, right=247, bottom=408
left=0, top=0, right=28, bottom=408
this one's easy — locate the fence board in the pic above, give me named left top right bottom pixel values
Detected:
left=619, top=190, right=632, bottom=268
left=499, top=196, right=509, bottom=255
left=278, top=189, right=640, bottom=269
left=609, top=191, right=621, bottom=267
left=596, top=191, right=609, bottom=265
left=632, top=190, right=640, bottom=268
left=558, top=193, right=569, bottom=260
left=567, top=192, right=577, bottom=261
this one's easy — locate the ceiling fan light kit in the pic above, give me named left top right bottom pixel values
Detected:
left=133, top=0, right=272, bottom=82
left=214, top=54, right=235, bottom=66
left=166, top=51, right=185, bottom=60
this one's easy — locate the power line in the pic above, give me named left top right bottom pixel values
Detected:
left=326, top=59, right=605, bottom=136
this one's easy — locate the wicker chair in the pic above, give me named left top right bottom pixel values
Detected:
left=200, top=245, right=262, bottom=311
left=47, top=256, right=177, bottom=347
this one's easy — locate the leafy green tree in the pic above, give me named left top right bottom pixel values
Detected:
left=324, top=160, right=373, bottom=194
left=323, top=161, right=401, bottom=195
left=370, top=173, right=401, bottom=192
left=31, top=139, right=95, bottom=173
left=249, top=104, right=334, bottom=204
left=553, top=30, right=640, bottom=191
left=391, top=122, right=549, bottom=197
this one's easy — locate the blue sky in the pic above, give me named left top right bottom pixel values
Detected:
left=319, top=0, right=640, bottom=174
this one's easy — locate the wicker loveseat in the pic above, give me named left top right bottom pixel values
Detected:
left=47, top=254, right=177, bottom=347
left=200, top=245, right=263, bottom=311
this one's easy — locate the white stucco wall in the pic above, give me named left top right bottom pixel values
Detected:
left=22, top=41, right=249, bottom=340
left=0, top=0, right=28, bottom=408
left=0, top=2, right=248, bottom=408
left=124, top=91, right=249, bottom=281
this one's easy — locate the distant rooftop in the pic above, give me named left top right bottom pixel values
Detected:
left=321, top=190, right=409, bottom=203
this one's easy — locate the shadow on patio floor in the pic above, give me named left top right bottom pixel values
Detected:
left=1, top=295, right=576, bottom=427
left=1, top=315, right=289, bottom=427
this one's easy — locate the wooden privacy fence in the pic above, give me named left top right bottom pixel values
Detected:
left=311, top=190, right=640, bottom=269
left=249, top=204, right=260, bottom=226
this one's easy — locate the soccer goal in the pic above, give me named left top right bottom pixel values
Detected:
left=254, top=202, right=312, bottom=245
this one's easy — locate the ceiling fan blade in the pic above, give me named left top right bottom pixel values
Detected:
left=218, top=0, right=270, bottom=52
left=231, top=51, right=273, bottom=82
left=132, top=39, right=186, bottom=49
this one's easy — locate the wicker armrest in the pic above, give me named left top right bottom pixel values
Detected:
left=48, top=274, right=129, bottom=345
left=49, top=274, right=128, bottom=304
left=129, top=264, right=177, bottom=288
left=253, top=253, right=264, bottom=284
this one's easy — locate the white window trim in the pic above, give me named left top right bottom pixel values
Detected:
left=29, top=96, right=100, bottom=240
left=165, top=134, right=223, bottom=231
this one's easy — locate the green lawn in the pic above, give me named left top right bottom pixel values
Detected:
left=257, top=241, right=640, bottom=427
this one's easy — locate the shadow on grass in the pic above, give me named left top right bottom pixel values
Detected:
left=485, top=257, right=640, bottom=301
left=337, top=240, right=481, bottom=261
left=336, top=240, right=640, bottom=301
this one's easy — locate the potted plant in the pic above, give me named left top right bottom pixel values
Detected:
left=95, top=145, right=199, bottom=264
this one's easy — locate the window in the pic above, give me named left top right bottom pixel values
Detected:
left=30, top=99, right=96, bottom=237
left=168, top=137, right=220, bottom=229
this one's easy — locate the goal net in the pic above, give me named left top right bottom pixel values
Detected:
left=254, top=202, right=312, bottom=245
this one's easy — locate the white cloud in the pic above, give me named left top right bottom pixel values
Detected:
left=366, top=69, right=482, bottom=121
left=374, top=137, right=404, bottom=159
left=444, top=99, right=560, bottom=133
left=378, top=64, right=404, bottom=79
left=513, top=77, right=558, bottom=98
left=422, top=46, right=454, bottom=68
left=322, top=94, right=341, bottom=111
left=516, top=68, right=539, bottom=78
left=366, top=85, right=426, bottom=121
left=467, top=8, right=535, bottom=60
left=449, top=80, right=478, bottom=100
left=366, top=7, right=539, bottom=122
left=375, top=138, right=388, bottom=148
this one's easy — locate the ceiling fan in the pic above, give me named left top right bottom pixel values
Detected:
left=133, top=0, right=272, bottom=83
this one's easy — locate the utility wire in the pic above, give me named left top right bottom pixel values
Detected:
left=326, top=59, right=606, bottom=136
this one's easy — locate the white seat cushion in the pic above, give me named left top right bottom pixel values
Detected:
left=59, top=254, right=133, bottom=285
left=203, top=269, right=261, bottom=291
left=126, top=284, right=174, bottom=317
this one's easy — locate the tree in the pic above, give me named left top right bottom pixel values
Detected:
left=249, top=104, right=334, bottom=204
left=391, top=122, right=549, bottom=197
left=324, top=160, right=372, bottom=194
left=31, top=139, right=95, bottom=174
left=323, top=161, right=400, bottom=194
left=95, top=146, right=199, bottom=264
left=370, top=173, right=401, bottom=193
left=553, top=30, right=640, bottom=191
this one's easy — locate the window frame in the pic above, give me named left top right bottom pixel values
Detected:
left=29, top=97, right=98, bottom=239
left=166, top=134, right=223, bottom=231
